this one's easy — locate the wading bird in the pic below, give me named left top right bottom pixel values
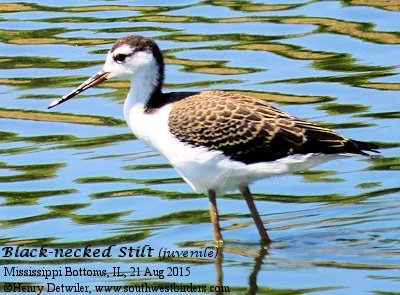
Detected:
left=49, top=35, right=378, bottom=245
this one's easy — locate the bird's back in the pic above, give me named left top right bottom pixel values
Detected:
left=168, top=90, right=378, bottom=164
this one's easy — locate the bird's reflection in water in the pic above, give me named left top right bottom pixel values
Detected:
left=213, top=245, right=268, bottom=295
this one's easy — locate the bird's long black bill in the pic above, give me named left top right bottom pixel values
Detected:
left=48, top=70, right=109, bottom=109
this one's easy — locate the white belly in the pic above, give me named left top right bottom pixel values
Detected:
left=124, top=103, right=336, bottom=194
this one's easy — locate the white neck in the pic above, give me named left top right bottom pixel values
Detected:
left=123, top=63, right=160, bottom=118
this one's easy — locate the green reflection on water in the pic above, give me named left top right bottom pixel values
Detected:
left=0, top=107, right=124, bottom=126
left=367, top=156, right=400, bottom=171
left=249, top=186, right=400, bottom=204
left=0, top=0, right=399, bottom=293
left=0, top=56, right=98, bottom=70
left=0, top=189, right=76, bottom=206
left=0, top=162, right=65, bottom=183
left=76, top=176, right=182, bottom=185
left=0, top=232, right=149, bottom=248
left=296, top=170, right=344, bottom=183
left=58, top=133, right=133, bottom=149
left=91, top=188, right=200, bottom=200
left=317, top=103, right=369, bottom=115
left=131, top=210, right=211, bottom=226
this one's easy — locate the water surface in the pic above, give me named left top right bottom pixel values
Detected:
left=0, top=0, right=399, bottom=294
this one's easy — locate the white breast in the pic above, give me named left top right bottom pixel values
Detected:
left=123, top=101, right=337, bottom=194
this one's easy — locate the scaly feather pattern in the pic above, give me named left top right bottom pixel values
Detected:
left=168, top=91, right=378, bottom=164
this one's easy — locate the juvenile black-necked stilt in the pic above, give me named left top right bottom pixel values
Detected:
left=49, top=35, right=379, bottom=245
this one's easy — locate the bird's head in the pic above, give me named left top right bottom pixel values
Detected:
left=48, top=35, right=164, bottom=109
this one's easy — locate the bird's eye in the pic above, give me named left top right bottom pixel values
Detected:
left=114, top=53, right=127, bottom=63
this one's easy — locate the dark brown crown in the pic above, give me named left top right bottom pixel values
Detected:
left=111, top=35, right=155, bottom=53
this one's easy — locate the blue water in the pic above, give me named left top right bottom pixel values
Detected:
left=0, top=1, right=399, bottom=294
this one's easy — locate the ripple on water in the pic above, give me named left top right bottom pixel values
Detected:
left=0, top=0, right=399, bottom=293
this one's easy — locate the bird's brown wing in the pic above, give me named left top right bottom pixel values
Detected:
left=168, top=91, right=378, bottom=164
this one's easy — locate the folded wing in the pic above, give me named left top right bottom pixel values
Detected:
left=168, top=91, right=378, bottom=164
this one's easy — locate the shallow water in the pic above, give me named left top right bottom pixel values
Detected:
left=0, top=0, right=399, bottom=294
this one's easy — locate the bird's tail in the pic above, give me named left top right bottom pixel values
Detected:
left=351, top=140, right=380, bottom=155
